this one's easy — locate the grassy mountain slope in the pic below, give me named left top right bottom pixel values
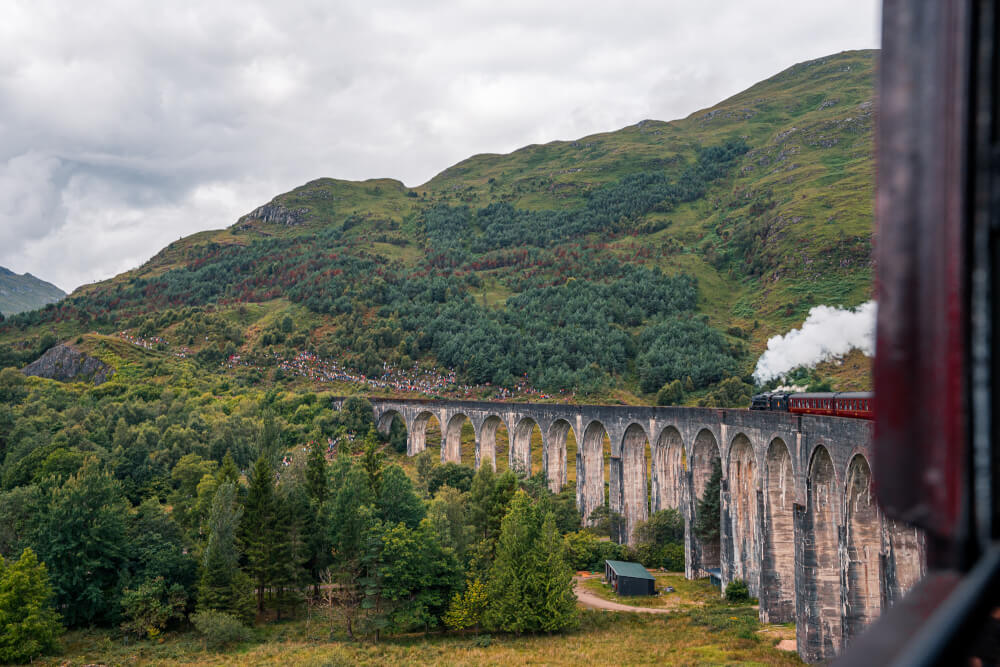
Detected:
left=0, top=50, right=876, bottom=403
left=0, top=267, right=65, bottom=316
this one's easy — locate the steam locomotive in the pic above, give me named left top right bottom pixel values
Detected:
left=749, top=391, right=873, bottom=420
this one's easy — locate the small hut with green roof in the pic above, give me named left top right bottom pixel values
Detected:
left=605, top=560, right=656, bottom=596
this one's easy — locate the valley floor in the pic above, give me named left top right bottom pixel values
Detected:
left=37, top=577, right=802, bottom=666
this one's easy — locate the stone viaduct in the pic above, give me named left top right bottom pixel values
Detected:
left=346, top=397, right=925, bottom=663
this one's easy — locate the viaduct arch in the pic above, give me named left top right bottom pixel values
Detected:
left=356, top=397, right=925, bottom=663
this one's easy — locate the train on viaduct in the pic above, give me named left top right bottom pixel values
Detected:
left=338, top=397, right=925, bottom=663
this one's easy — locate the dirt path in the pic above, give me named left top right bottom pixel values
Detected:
left=573, top=578, right=675, bottom=614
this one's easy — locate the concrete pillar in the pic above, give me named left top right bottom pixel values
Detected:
left=842, top=455, right=881, bottom=646
left=544, top=419, right=571, bottom=493
left=577, top=421, right=606, bottom=524
left=443, top=413, right=466, bottom=464
left=408, top=412, right=431, bottom=457
left=796, top=446, right=842, bottom=662
left=511, top=418, right=536, bottom=477
left=478, top=416, right=502, bottom=471
left=727, top=434, right=761, bottom=597
left=620, top=424, right=649, bottom=546
left=760, top=438, right=796, bottom=624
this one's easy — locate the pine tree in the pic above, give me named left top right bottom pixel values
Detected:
left=484, top=490, right=540, bottom=633
left=241, top=455, right=279, bottom=612
left=329, top=459, right=375, bottom=565
left=271, top=484, right=307, bottom=618
left=484, top=492, right=577, bottom=634
left=305, top=439, right=328, bottom=505
left=535, top=512, right=578, bottom=631
left=468, top=463, right=496, bottom=540
left=360, top=427, right=385, bottom=495
left=197, top=483, right=253, bottom=624
left=0, top=548, right=63, bottom=664
left=302, top=440, right=331, bottom=597
left=217, top=450, right=240, bottom=487
left=694, top=458, right=723, bottom=542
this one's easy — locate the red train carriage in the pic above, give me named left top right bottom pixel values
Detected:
left=754, top=391, right=873, bottom=420
left=833, top=391, right=873, bottom=419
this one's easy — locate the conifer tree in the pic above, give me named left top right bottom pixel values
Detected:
left=484, top=491, right=577, bottom=633
left=271, top=484, right=307, bottom=618
left=305, top=439, right=328, bottom=505
left=484, top=490, right=540, bottom=633
left=303, top=440, right=331, bottom=597
left=197, top=483, right=253, bottom=624
left=468, top=463, right=496, bottom=539
left=329, top=459, right=374, bottom=561
left=535, top=512, right=578, bottom=631
left=241, top=455, right=279, bottom=612
left=444, top=578, right=488, bottom=632
left=360, top=427, right=385, bottom=495
left=694, top=458, right=723, bottom=542
left=217, top=450, right=240, bottom=487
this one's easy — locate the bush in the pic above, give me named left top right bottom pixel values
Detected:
left=725, top=579, right=750, bottom=602
left=563, top=530, right=630, bottom=571
left=190, top=610, right=251, bottom=650
left=120, top=576, right=187, bottom=639
left=656, top=379, right=683, bottom=406
left=662, top=542, right=684, bottom=572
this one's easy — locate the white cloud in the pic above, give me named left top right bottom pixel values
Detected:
left=0, top=0, right=880, bottom=291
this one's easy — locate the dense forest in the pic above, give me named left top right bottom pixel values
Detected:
left=0, top=368, right=688, bottom=662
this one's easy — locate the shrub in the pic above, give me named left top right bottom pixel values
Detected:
left=663, top=543, right=685, bottom=572
left=120, top=576, right=187, bottom=639
left=656, top=379, right=684, bottom=405
left=190, top=610, right=251, bottom=650
left=725, top=579, right=750, bottom=602
left=444, top=578, right=488, bottom=631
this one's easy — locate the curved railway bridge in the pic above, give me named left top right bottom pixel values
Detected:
left=341, top=397, right=925, bottom=662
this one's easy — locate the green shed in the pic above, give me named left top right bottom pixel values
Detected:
left=605, top=560, right=656, bottom=596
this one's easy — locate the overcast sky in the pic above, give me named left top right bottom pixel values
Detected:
left=0, top=1, right=880, bottom=293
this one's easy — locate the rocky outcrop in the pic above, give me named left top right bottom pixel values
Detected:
left=22, top=344, right=114, bottom=385
left=235, top=201, right=309, bottom=229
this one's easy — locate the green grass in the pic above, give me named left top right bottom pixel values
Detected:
left=40, top=602, right=803, bottom=666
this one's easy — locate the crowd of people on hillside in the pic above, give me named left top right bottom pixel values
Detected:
left=116, top=328, right=558, bottom=400
left=117, top=330, right=192, bottom=358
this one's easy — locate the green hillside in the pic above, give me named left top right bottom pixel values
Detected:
left=0, top=267, right=65, bottom=316
left=0, top=50, right=876, bottom=403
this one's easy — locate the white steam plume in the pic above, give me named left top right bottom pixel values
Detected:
left=753, top=301, right=876, bottom=384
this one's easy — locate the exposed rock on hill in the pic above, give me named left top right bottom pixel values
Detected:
left=236, top=201, right=309, bottom=228
left=22, top=344, right=114, bottom=385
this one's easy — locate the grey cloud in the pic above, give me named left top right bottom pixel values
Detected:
left=0, top=0, right=879, bottom=292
